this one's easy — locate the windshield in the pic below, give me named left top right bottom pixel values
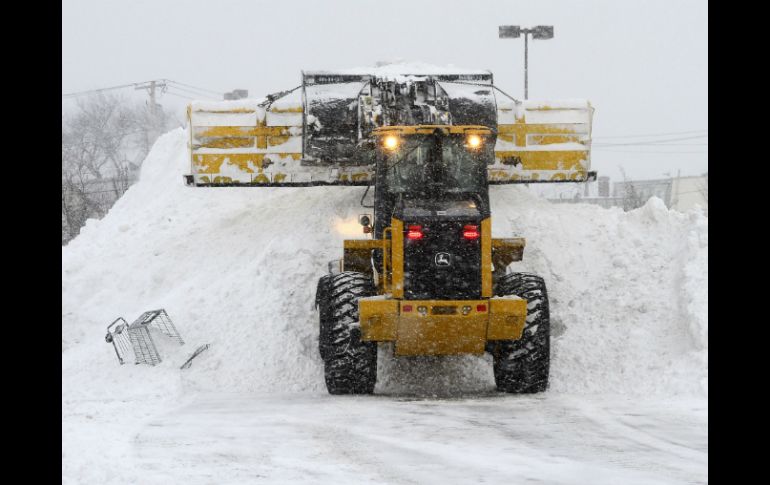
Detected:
left=382, top=134, right=490, bottom=195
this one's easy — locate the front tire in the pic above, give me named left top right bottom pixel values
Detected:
left=316, top=272, right=377, bottom=394
left=491, top=273, right=550, bottom=393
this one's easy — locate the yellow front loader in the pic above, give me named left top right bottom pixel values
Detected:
left=315, top=125, right=550, bottom=394
left=185, top=67, right=594, bottom=394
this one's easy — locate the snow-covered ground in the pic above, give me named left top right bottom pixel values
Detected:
left=62, top=129, right=708, bottom=484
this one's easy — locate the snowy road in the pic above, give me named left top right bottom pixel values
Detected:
left=125, top=393, right=707, bottom=485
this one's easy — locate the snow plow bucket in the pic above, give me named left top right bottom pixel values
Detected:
left=491, top=99, right=594, bottom=183
left=186, top=68, right=593, bottom=186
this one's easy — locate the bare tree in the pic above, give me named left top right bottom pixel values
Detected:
left=618, top=167, right=646, bottom=211
left=62, top=93, right=171, bottom=244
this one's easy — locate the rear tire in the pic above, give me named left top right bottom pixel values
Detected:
left=491, top=272, right=550, bottom=393
left=316, top=271, right=377, bottom=394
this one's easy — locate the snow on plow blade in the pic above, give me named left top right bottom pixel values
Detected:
left=490, top=99, right=594, bottom=183
left=186, top=68, right=593, bottom=186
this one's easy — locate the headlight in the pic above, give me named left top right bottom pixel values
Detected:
left=466, top=134, right=482, bottom=149
left=383, top=135, right=400, bottom=151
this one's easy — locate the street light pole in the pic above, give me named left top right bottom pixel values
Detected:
left=499, top=25, right=554, bottom=100
left=524, top=32, right=528, bottom=99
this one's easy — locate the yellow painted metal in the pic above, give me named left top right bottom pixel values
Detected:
left=343, top=239, right=380, bottom=276
left=188, top=103, right=305, bottom=184
left=487, top=297, right=527, bottom=340
left=193, top=153, right=264, bottom=173
left=382, top=227, right=392, bottom=293
left=338, top=172, right=372, bottom=182
left=491, top=238, right=526, bottom=272
left=199, top=108, right=257, bottom=114
left=489, top=166, right=587, bottom=183
left=358, top=295, right=528, bottom=354
left=193, top=125, right=289, bottom=138
left=497, top=123, right=588, bottom=147
left=269, top=106, right=303, bottom=113
left=494, top=150, right=588, bottom=171
left=391, top=218, right=404, bottom=298
left=528, top=134, right=582, bottom=145
left=481, top=218, right=492, bottom=298
left=359, top=298, right=398, bottom=341
left=396, top=300, right=489, bottom=355
left=344, top=240, right=381, bottom=249
left=373, top=125, right=493, bottom=136
left=492, top=101, right=593, bottom=182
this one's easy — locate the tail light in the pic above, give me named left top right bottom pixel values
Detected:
left=407, top=225, right=423, bottom=240
left=463, top=225, right=479, bottom=240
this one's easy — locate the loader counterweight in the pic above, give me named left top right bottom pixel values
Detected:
left=359, top=297, right=527, bottom=356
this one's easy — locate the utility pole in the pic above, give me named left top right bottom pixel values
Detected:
left=134, top=80, right=167, bottom=137
left=135, top=80, right=166, bottom=118
left=499, top=25, right=554, bottom=99
left=134, top=80, right=168, bottom=151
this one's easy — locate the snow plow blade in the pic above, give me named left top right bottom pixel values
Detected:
left=186, top=68, right=593, bottom=186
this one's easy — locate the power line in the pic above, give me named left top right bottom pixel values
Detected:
left=62, top=186, right=132, bottom=196
left=164, top=91, right=196, bottom=101
left=166, top=85, right=218, bottom=100
left=165, top=80, right=223, bottom=96
left=593, top=129, right=707, bottom=139
left=594, top=135, right=708, bottom=147
left=63, top=79, right=224, bottom=99
left=593, top=148, right=707, bottom=154
left=62, top=81, right=150, bottom=98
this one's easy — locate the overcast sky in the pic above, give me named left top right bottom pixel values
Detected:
left=62, top=0, right=707, bottom=180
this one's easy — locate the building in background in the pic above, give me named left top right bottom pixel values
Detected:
left=670, top=174, right=708, bottom=213
left=531, top=173, right=707, bottom=213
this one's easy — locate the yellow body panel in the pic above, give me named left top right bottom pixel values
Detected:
left=497, top=123, right=588, bottom=147
left=358, top=297, right=528, bottom=356
left=343, top=239, right=381, bottom=276
left=373, top=125, right=493, bottom=136
left=391, top=218, right=404, bottom=298
left=397, top=301, right=488, bottom=355
left=494, top=150, right=588, bottom=171
left=488, top=297, right=527, bottom=340
left=481, top=218, right=492, bottom=297
left=359, top=298, right=398, bottom=341
left=492, top=101, right=593, bottom=182
left=492, top=238, right=526, bottom=272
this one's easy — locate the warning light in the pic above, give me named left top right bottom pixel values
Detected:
left=463, top=225, right=479, bottom=240
left=407, top=225, right=423, bottom=240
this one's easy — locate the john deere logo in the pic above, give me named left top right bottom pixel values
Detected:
left=435, top=252, right=451, bottom=267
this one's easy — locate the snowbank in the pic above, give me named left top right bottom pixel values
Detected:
left=62, top=128, right=707, bottom=400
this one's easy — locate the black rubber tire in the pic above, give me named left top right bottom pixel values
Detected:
left=490, top=272, right=550, bottom=393
left=316, top=271, right=377, bottom=395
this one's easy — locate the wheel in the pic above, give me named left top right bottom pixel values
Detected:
left=490, top=272, right=550, bottom=393
left=316, top=271, right=377, bottom=394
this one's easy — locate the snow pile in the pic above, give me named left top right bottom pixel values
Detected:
left=490, top=192, right=708, bottom=396
left=62, top=128, right=707, bottom=400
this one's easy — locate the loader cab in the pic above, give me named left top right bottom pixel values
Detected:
left=370, top=125, right=495, bottom=300
left=371, top=125, right=494, bottom=239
